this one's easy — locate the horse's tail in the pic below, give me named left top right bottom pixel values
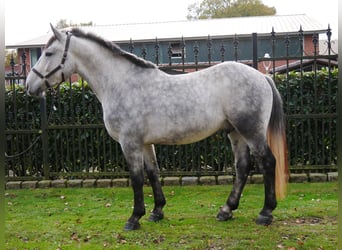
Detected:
left=265, top=75, right=289, bottom=200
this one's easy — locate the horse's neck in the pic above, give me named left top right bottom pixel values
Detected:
left=71, top=38, right=133, bottom=102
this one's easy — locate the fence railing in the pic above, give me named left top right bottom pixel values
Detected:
left=4, top=27, right=338, bottom=180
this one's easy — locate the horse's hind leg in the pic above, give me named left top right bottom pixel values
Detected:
left=143, top=144, right=166, bottom=222
left=253, top=142, right=277, bottom=225
left=217, top=131, right=252, bottom=221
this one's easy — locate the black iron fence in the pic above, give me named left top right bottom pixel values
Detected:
left=4, top=27, right=338, bottom=180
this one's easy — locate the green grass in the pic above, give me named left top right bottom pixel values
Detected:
left=5, top=183, right=337, bottom=249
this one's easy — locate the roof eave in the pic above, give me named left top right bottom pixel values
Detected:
left=6, top=44, right=45, bottom=49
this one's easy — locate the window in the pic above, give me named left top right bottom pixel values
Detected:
left=170, top=42, right=185, bottom=59
left=30, top=48, right=42, bottom=66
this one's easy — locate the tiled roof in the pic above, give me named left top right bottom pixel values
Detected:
left=7, top=14, right=327, bottom=49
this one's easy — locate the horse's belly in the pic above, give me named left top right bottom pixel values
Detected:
left=145, top=120, right=226, bottom=145
left=163, top=130, right=218, bottom=145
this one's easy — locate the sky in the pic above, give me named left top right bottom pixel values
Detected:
left=5, top=0, right=338, bottom=45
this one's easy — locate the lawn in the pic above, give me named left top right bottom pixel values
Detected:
left=5, top=182, right=337, bottom=249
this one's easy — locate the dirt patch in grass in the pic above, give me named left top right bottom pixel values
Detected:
left=283, top=216, right=337, bottom=226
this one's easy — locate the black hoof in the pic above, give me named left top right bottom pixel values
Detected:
left=124, top=221, right=141, bottom=231
left=148, top=212, right=164, bottom=222
left=256, top=214, right=273, bottom=225
left=216, top=210, right=233, bottom=221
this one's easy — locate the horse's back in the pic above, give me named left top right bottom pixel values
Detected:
left=182, top=61, right=273, bottom=116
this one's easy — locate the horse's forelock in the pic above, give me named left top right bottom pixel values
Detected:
left=44, top=28, right=82, bottom=49
left=45, top=36, right=57, bottom=49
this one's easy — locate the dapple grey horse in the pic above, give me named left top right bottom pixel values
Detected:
left=26, top=25, right=288, bottom=231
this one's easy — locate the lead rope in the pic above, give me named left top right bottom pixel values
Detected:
left=5, top=90, right=58, bottom=158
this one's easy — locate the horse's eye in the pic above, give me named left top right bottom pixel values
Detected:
left=45, top=52, right=53, bottom=57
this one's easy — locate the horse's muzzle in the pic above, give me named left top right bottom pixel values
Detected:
left=26, top=83, right=45, bottom=98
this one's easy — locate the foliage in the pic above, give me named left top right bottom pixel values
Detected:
left=5, top=183, right=337, bottom=249
left=187, top=0, right=276, bottom=20
left=275, top=68, right=338, bottom=166
left=4, top=69, right=338, bottom=178
left=5, top=50, right=17, bottom=67
left=55, top=19, right=93, bottom=29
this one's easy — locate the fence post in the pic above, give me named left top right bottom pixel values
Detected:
left=207, top=35, right=212, bottom=65
left=40, top=97, right=49, bottom=179
left=252, top=32, right=258, bottom=70
left=154, top=37, right=160, bottom=66
left=181, top=37, right=185, bottom=72
left=233, top=34, right=239, bottom=61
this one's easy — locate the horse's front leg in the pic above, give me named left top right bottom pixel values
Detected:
left=143, top=144, right=166, bottom=222
left=121, top=142, right=146, bottom=231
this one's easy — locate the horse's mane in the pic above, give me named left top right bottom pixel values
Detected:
left=46, top=28, right=157, bottom=69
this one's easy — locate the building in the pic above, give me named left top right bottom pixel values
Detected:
left=6, top=14, right=334, bottom=76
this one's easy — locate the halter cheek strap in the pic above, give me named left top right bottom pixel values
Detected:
left=31, top=32, right=72, bottom=89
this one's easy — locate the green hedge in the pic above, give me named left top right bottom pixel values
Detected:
left=275, top=69, right=337, bottom=167
left=5, top=69, right=338, bottom=178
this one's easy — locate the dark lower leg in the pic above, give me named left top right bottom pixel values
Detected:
left=146, top=168, right=166, bottom=222
left=143, top=145, right=166, bottom=222
left=256, top=147, right=277, bottom=225
left=125, top=169, right=146, bottom=230
left=217, top=157, right=251, bottom=221
left=217, top=136, right=251, bottom=221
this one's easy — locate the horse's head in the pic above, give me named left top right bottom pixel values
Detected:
left=26, top=24, right=74, bottom=97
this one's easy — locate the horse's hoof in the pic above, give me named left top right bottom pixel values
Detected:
left=216, top=210, right=233, bottom=221
left=124, top=221, right=141, bottom=231
left=148, top=212, right=164, bottom=222
left=256, top=214, right=273, bottom=225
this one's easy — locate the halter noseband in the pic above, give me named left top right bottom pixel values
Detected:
left=31, top=32, right=72, bottom=89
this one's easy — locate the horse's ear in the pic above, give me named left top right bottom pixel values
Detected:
left=50, top=23, right=63, bottom=41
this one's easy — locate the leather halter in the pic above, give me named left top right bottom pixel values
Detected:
left=31, top=32, right=72, bottom=89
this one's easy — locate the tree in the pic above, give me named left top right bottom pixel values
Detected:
left=5, top=50, right=17, bottom=67
left=55, top=19, right=70, bottom=29
left=187, top=0, right=276, bottom=20
left=55, top=19, right=93, bottom=29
